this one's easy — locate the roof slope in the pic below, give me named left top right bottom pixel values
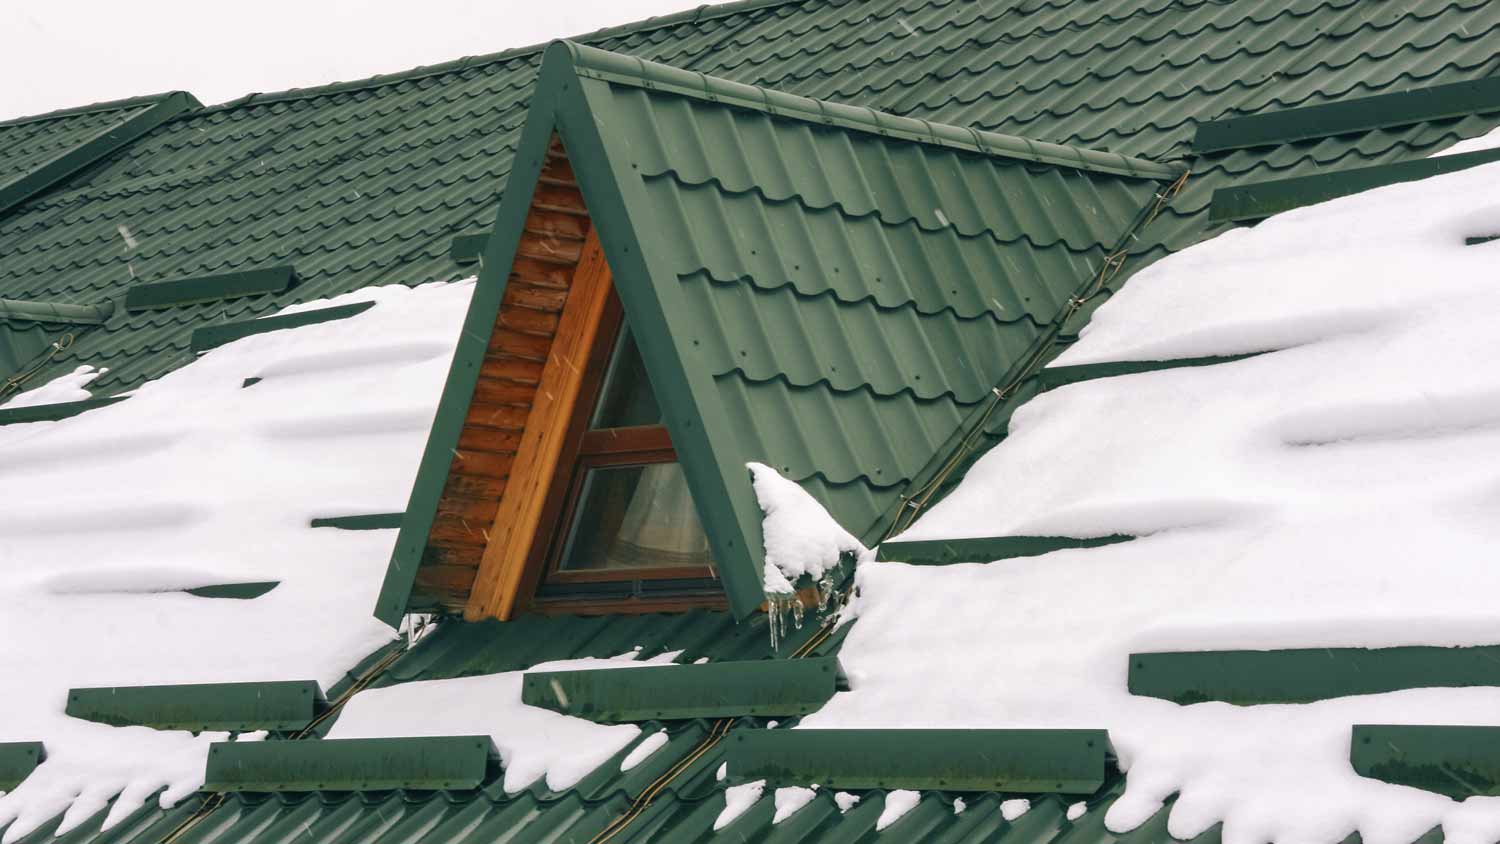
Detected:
left=379, top=40, right=1175, bottom=621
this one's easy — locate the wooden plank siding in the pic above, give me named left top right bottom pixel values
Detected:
left=409, top=136, right=593, bottom=613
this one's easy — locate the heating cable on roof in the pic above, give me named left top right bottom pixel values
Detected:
left=0, top=333, right=74, bottom=402
left=583, top=618, right=840, bottom=844
left=881, top=169, right=1190, bottom=541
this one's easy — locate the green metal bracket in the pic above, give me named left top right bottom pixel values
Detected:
left=0, top=395, right=125, bottom=426
left=125, top=266, right=296, bottom=311
left=1131, top=645, right=1500, bottom=706
left=450, top=232, right=490, bottom=265
left=190, top=301, right=375, bottom=353
left=1209, top=146, right=1500, bottom=223
left=0, top=92, right=200, bottom=218
left=204, top=735, right=496, bottom=792
left=0, top=742, right=44, bottom=791
left=878, top=535, right=1132, bottom=565
left=1351, top=725, right=1500, bottom=799
left=1194, top=77, right=1500, bottom=154
left=310, top=513, right=404, bottom=530
left=1038, top=354, right=1261, bottom=392
left=67, top=680, right=324, bottom=732
left=183, top=581, right=280, bottom=599
left=523, top=656, right=840, bottom=722
left=729, top=728, right=1109, bottom=792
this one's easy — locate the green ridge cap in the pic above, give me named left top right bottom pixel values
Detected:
left=0, top=395, right=125, bottom=426
left=1131, top=645, right=1500, bottom=706
left=310, top=513, right=404, bottom=530
left=0, top=91, right=199, bottom=218
left=449, top=232, right=489, bottom=265
left=523, top=656, right=840, bottom=721
left=204, top=735, right=496, bottom=792
left=878, top=534, right=1133, bottom=564
left=0, top=742, right=44, bottom=792
left=67, top=681, right=323, bottom=732
left=190, top=300, right=375, bottom=353
left=125, top=266, right=296, bottom=311
left=0, top=298, right=113, bottom=325
left=1351, top=725, right=1500, bottom=799
left=184, top=581, right=280, bottom=599
left=560, top=41, right=1183, bottom=182
left=729, top=728, right=1109, bottom=792
left=1209, top=146, right=1500, bottom=223
left=1038, top=354, right=1263, bottom=391
left=1195, top=77, right=1500, bottom=154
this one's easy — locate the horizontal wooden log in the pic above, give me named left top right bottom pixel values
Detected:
left=465, top=401, right=531, bottom=432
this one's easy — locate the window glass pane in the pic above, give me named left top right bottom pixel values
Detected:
left=590, top=327, right=662, bottom=428
left=558, top=462, right=714, bottom=571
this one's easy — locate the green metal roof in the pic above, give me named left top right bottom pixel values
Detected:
left=8, top=0, right=1500, bottom=840
left=379, top=41, right=1172, bottom=621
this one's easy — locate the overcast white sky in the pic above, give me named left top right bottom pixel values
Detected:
left=0, top=0, right=731, bottom=121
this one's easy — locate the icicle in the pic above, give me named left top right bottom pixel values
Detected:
left=791, top=595, right=805, bottom=630
left=815, top=571, right=836, bottom=612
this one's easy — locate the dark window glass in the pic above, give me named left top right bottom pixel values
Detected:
left=557, top=463, right=714, bottom=571
left=589, top=328, right=661, bottom=429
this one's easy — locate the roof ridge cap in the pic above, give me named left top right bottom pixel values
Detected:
left=558, top=41, right=1184, bottom=181
left=0, top=91, right=196, bottom=129
left=204, top=0, right=808, bottom=112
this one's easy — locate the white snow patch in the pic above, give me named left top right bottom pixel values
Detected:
left=773, top=786, right=817, bottom=823
left=877, top=789, right=920, bottom=831
left=620, top=730, right=670, bottom=772
left=835, top=791, right=861, bottom=813
left=2, top=364, right=105, bottom=408
left=1432, top=126, right=1500, bottom=158
left=715, top=780, right=765, bottom=830
left=327, top=652, right=677, bottom=793
left=748, top=462, right=863, bottom=593
left=952, top=796, right=966, bottom=815
left=715, top=762, right=728, bottom=782
left=1068, top=801, right=1088, bottom=821
left=1001, top=799, right=1031, bottom=821
left=801, top=163, right=1500, bottom=844
left=0, top=281, right=473, bottom=842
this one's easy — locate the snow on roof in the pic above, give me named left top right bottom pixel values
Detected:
left=0, top=280, right=471, bottom=840
left=807, top=161, right=1500, bottom=844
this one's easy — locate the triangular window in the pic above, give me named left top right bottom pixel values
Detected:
left=527, top=290, right=721, bottom=610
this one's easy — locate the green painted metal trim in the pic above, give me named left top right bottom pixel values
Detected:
left=66, top=681, right=323, bottom=732
left=0, top=395, right=125, bottom=426
left=0, top=298, right=113, bottom=325
left=0, top=742, right=45, bottom=792
left=522, top=656, right=839, bottom=721
left=1130, top=645, right=1500, bottom=706
left=189, top=300, right=375, bottom=353
left=562, top=42, right=1182, bottom=182
left=1209, top=146, right=1500, bottom=223
left=1195, top=77, right=1500, bottom=154
left=729, top=728, right=1109, bottom=792
left=450, top=232, right=490, bottom=265
left=184, top=581, right=280, bottom=599
left=0, top=92, right=199, bottom=217
left=203, top=735, right=496, bottom=792
left=125, top=266, right=296, bottom=311
left=878, top=534, right=1133, bottom=564
left=310, top=513, right=404, bottom=530
left=1351, top=725, right=1500, bottom=799
left=1465, top=235, right=1500, bottom=246
left=1038, top=354, right=1262, bottom=391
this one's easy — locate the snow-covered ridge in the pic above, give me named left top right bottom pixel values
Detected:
left=808, top=161, right=1500, bottom=844
left=0, top=281, right=473, bottom=842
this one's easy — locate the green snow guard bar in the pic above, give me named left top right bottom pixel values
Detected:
left=1195, top=76, right=1500, bottom=154
left=1209, top=146, right=1500, bottom=223
left=0, top=395, right=126, bottom=426
left=1352, top=725, right=1500, bottom=799
left=450, top=232, right=490, bottom=265
left=878, top=535, right=1132, bottom=565
left=0, top=742, right=45, bottom=791
left=190, top=300, right=375, bottom=353
left=126, top=265, right=296, bottom=311
left=67, top=680, right=324, bottom=732
left=523, top=657, right=840, bottom=721
left=204, top=735, right=497, bottom=792
left=1131, top=645, right=1500, bottom=706
left=1037, top=354, right=1262, bottom=392
left=729, top=728, right=1109, bottom=792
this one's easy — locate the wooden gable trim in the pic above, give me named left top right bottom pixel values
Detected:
left=464, top=230, right=615, bottom=621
